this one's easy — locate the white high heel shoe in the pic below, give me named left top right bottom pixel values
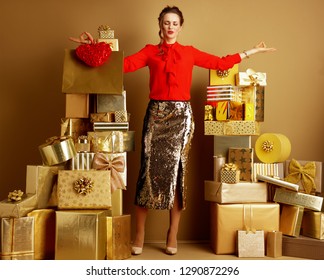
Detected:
left=165, top=246, right=177, bottom=255
left=131, top=246, right=143, bottom=255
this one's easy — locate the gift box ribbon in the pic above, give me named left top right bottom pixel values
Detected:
left=92, top=153, right=126, bottom=192
left=284, top=158, right=316, bottom=194
left=242, top=68, right=266, bottom=86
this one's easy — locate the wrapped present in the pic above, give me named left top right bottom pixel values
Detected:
left=92, top=152, right=127, bottom=192
left=57, top=170, right=111, bottom=209
left=204, top=105, right=214, bottom=121
left=237, top=230, right=265, bottom=258
left=273, top=188, right=323, bottom=211
left=65, top=93, right=90, bottom=118
left=106, top=215, right=131, bottom=260
left=90, top=112, right=115, bottom=123
left=206, top=85, right=240, bottom=102
left=213, top=156, right=226, bottom=181
left=266, top=231, right=282, bottom=258
left=220, top=163, right=240, bottom=184
left=210, top=202, right=279, bottom=254
left=93, top=122, right=129, bottom=131
left=204, top=181, right=267, bottom=203
left=88, top=131, right=124, bottom=153
left=97, top=38, right=119, bottom=51
left=228, top=147, right=253, bottom=182
left=26, top=165, right=63, bottom=209
left=284, top=159, right=322, bottom=194
left=301, top=210, right=324, bottom=240
left=70, top=152, right=95, bottom=170
left=60, top=118, right=92, bottom=144
left=62, top=50, right=124, bottom=94
left=111, top=189, right=123, bottom=216
left=213, top=135, right=251, bottom=157
left=27, top=209, right=55, bottom=260
left=253, top=162, right=284, bottom=182
left=236, top=69, right=267, bottom=86
left=204, top=121, right=261, bottom=136
left=215, top=101, right=229, bottom=120
left=255, top=133, right=291, bottom=164
left=229, top=101, right=243, bottom=120
left=95, top=91, right=126, bottom=112
left=114, top=110, right=128, bottom=122
left=1, top=217, right=34, bottom=260
left=255, top=86, right=265, bottom=122
left=123, top=131, right=135, bottom=152
left=280, top=205, right=304, bottom=237
left=257, top=174, right=299, bottom=192
left=243, top=102, right=254, bottom=121
left=98, top=25, right=114, bottom=39
left=282, top=235, right=324, bottom=260
left=55, top=210, right=109, bottom=260
left=209, top=64, right=238, bottom=86
left=39, top=136, right=76, bottom=166
left=74, top=135, right=91, bottom=153
left=0, top=193, right=37, bottom=218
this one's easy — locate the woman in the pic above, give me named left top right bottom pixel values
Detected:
left=71, top=6, right=276, bottom=256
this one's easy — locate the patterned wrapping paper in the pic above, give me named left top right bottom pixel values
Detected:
left=70, top=152, right=96, bottom=170
left=27, top=209, right=56, bottom=260
left=220, top=169, right=240, bottom=184
left=204, top=121, right=261, bottom=136
left=88, top=131, right=124, bottom=153
left=210, top=202, right=280, bottom=255
left=204, top=181, right=268, bottom=203
left=26, top=165, right=64, bottom=209
left=301, top=210, right=324, bottom=240
left=228, top=147, right=254, bottom=182
left=229, top=101, right=243, bottom=120
left=106, top=215, right=131, bottom=260
left=273, top=188, right=323, bottom=211
left=57, top=170, right=111, bottom=209
left=266, top=231, right=282, bottom=258
left=237, top=230, right=265, bottom=258
left=255, top=86, right=265, bottom=122
left=61, top=118, right=92, bottom=144
left=253, top=162, right=284, bottom=182
left=55, top=210, right=109, bottom=260
left=279, top=205, right=304, bottom=237
left=90, top=112, right=115, bottom=123
left=1, top=217, right=34, bottom=260
left=0, top=194, right=37, bottom=218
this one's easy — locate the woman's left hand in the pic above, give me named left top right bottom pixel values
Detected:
left=69, top=31, right=96, bottom=44
left=253, top=41, right=277, bottom=53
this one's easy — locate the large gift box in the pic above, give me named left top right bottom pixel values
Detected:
left=279, top=205, right=304, bottom=237
left=209, top=64, right=238, bottom=86
left=205, top=121, right=260, bottom=136
left=1, top=217, right=34, bottom=260
left=0, top=194, right=37, bottom=218
left=204, top=181, right=267, bottom=203
left=228, top=147, right=253, bottom=182
left=88, top=131, right=124, bottom=153
left=62, top=50, right=124, bottom=94
left=26, top=165, right=64, bottom=209
left=213, top=135, right=251, bottom=158
left=301, top=210, right=324, bottom=239
left=210, top=202, right=280, bottom=254
left=106, top=215, right=131, bottom=260
left=57, top=170, right=111, bottom=209
left=27, top=209, right=56, bottom=260
left=55, top=210, right=109, bottom=260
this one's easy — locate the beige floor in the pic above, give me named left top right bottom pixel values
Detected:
left=128, top=242, right=305, bottom=260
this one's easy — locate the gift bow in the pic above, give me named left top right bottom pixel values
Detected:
left=92, top=153, right=126, bottom=192
left=45, top=136, right=71, bottom=145
left=243, top=68, right=266, bottom=86
left=284, top=159, right=316, bottom=194
left=7, top=190, right=24, bottom=202
left=222, top=163, right=237, bottom=171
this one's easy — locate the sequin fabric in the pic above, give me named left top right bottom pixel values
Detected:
left=135, top=100, right=195, bottom=210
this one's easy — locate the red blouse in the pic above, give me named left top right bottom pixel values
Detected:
left=124, top=41, right=241, bottom=101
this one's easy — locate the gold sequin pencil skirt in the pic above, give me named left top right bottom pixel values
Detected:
left=135, top=100, right=195, bottom=210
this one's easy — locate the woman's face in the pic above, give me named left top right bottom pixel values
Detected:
left=160, top=12, right=182, bottom=43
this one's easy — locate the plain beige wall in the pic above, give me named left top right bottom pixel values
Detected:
left=1, top=0, right=323, bottom=243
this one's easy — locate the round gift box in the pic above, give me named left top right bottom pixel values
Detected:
left=255, top=133, right=291, bottom=163
left=39, top=137, right=76, bottom=166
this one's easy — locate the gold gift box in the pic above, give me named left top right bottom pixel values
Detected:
left=301, top=210, right=324, bottom=239
left=61, top=118, right=92, bottom=144
left=220, top=169, right=240, bottom=184
left=210, top=202, right=279, bottom=255
left=65, top=93, right=90, bottom=118
left=229, top=101, right=243, bottom=120
left=55, top=210, right=109, bottom=260
left=106, top=215, right=131, bottom=260
left=39, top=136, right=77, bottom=166
left=204, top=181, right=267, bottom=203
left=274, top=188, right=323, bottom=211
left=26, top=165, right=63, bottom=209
left=266, top=231, right=282, bottom=258
left=111, top=189, right=123, bottom=216
left=27, top=209, right=56, bottom=260
left=1, top=217, right=34, bottom=260
left=209, top=64, right=238, bottom=86
left=57, top=170, right=111, bottom=209
left=95, top=91, right=126, bottom=112
left=88, top=131, right=124, bottom=153
left=91, top=112, right=115, bottom=123
left=0, top=194, right=37, bottom=218
left=204, top=121, right=260, bottom=136
left=215, top=101, right=229, bottom=120
left=70, top=152, right=95, bottom=170
left=228, top=147, right=253, bottom=182
left=243, top=103, right=254, bottom=121
left=237, top=230, right=265, bottom=258
left=62, top=50, right=124, bottom=94
left=280, top=205, right=304, bottom=237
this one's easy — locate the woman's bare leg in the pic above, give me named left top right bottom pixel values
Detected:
left=133, top=205, right=148, bottom=248
left=167, top=191, right=182, bottom=248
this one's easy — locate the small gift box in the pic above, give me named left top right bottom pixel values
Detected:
left=88, top=131, right=124, bottom=153
left=229, top=101, right=243, bottom=120
left=266, top=231, right=282, bottom=258
left=70, top=152, right=95, bottom=170
left=74, top=135, right=91, bottom=153
left=215, top=101, right=229, bottom=121
left=237, top=230, right=265, bottom=258
left=220, top=163, right=240, bottom=184
left=301, top=210, right=324, bottom=240
left=280, top=204, right=304, bottom=237
left=228, top=147, right=253, bottom=182
left=0, top=193, right=37, bottom=218
left=1, top=217, right=34, bottom=260
left=57, top=170, right=112, bottom=209
left=98, top=25, right=114, bottom=39
left=39, top=136, right=76, bottom=166
left=209, top=64, right=238, bottom=86
left=97, top=38, right=119, bottom=51
left=114, top=110, right=128, bottom=122
left=90, top=112, right=115, bottom=123
left=204, top=105, right=215, bottom=121
left=204, top=121, right=261, bottom=136
left=243, top=102, right=254, bottom=121
left=236, top=69, right=267, bottom=86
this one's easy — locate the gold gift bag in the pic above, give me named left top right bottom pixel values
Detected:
left=62, top=50, right=124, bottom=94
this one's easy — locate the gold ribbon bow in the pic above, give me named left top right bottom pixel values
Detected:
left=92, top=153, right=126, bottom=192
left=243, top=68, right=266, bottom=86
left=7, top=190, right=24, bottom=202
left=284, top=158, right=316, bottom=194
left=222, top=163, right=237, bottom=171
left=45, top=136, right=70, bottom=145
left=74, top=177, right=94, bottom=195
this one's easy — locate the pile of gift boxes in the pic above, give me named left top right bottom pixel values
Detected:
left=204, top=66, right=324, bottom=259
left=0, top=26, right=134, bottom=260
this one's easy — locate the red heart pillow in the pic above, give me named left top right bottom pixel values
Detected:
left=75, top=42, right=112, bottom=67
